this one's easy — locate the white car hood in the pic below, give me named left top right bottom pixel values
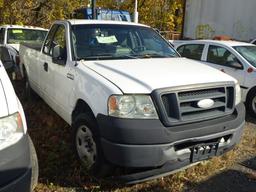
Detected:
left=82, top=58, right=236, bottom=94
left=0, top=62, right=18, bottom=117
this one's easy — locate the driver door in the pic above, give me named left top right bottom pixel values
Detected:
left=41, top=23, right=74, bottom=122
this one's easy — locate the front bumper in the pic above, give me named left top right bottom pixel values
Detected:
left=97, top=103, right=245, bottom=182
left=0, top=134, right=32, bottom=192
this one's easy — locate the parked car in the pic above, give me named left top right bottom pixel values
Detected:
left=0, top=60, right=38, bottom=191
left=20, top=20, right=245, bottom=183
left=175, top=40, right=256, bottom=116
left=0, top=25, right=48, bottom=77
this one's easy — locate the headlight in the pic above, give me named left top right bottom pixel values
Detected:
left=108, top=95, right=158, bottom=119
left=235, top=82, right=241, bottom=106
left=0, top=113, right=24, bottom=150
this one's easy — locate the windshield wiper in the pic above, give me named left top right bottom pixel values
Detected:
left=76, top=53, right=115, bottom=60
left=76, top=53, right=175, bottom=61
left=77, top=54, right=138, bottom=61
left=131, top=53, right=169, bottom=58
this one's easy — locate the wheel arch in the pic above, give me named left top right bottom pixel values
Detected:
left=72, top=99, right=97, bottom=124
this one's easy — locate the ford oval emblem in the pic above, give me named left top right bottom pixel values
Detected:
left=197, top=99, right=214, bottom=109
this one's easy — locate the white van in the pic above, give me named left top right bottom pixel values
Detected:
left=0, top=60, right=38, bottom=191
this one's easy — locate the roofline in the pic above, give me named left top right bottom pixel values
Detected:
left=65, top=19, right=149, bottom=28
left=176, top=40, right=255, bottom=46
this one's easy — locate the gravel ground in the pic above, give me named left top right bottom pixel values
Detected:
left=13, top=81, right=256, bottom=192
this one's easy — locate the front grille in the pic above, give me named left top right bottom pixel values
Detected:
left=159, top=84, right=235, bottom=125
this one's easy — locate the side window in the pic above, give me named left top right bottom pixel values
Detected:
left=43, top=25, right=58, bottom=55
left=207, top=45, right=242, bottom=68
left=178, top=44, right=204, bottom=61
left=0, top=28, right=5, bottom=44
left=51, top=25, right=67, bottom=60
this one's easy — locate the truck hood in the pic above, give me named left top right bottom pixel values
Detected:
left=82, top=58, right=236, bottom=93
left=0, top=62, right=18, bottom=117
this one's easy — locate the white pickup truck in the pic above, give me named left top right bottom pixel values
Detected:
left=0, top=25, right=48, bottom=77
left=20, top=20, right=245, bottom=183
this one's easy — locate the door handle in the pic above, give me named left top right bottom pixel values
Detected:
left=67, top=73, right=74, bottom=80
left=44, top=62, right=48, bottom=72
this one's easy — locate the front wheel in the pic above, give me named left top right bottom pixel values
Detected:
left=72, top=114, right=112, bottom=177
left=246, top=89, right=256, bottom=117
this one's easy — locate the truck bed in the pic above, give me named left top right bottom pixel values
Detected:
left=20, top=42, right=42, bottom=52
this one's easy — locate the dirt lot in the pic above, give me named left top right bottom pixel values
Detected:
left=13, top=81, right=256, bottom=192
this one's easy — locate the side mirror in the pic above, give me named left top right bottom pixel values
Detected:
left=228, top=61, right=243, bottom=69
left=52, top=45, right=66, bottom=65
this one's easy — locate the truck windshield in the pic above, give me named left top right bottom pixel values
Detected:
left=71, top=24, right=178, bottom=60
left=233, top=46, right=256, bottom=67
left=7, top=28, right=47, bottom=44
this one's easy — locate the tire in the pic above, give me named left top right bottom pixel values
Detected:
left=28, top=136, right=39, bottom=191
left=246, top=89, right=256, bottom=117
left=72, top=113, right=112, bottom=177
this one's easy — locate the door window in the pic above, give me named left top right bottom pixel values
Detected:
left=177, top=44, right=204, bottom=61
left=43, top=25, right=58, bottom=55
left=51, top=25, right=67, bottom=61
left=207, top=45, right=242, bottom=68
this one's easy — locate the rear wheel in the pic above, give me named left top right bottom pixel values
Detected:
left=72, top=113, right=112, bottom=177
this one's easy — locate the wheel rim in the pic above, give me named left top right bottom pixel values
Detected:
left=76, top=125, right=97, bottom=169
left=252, top=96, right=256, bottom=114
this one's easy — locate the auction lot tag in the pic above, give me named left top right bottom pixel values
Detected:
left=12, top=30, right=23, bottom=34
left=96, top=35, right=118, bottom=44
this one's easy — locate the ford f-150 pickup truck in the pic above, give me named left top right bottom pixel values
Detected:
left=19, top=20, right=245, bottom=183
